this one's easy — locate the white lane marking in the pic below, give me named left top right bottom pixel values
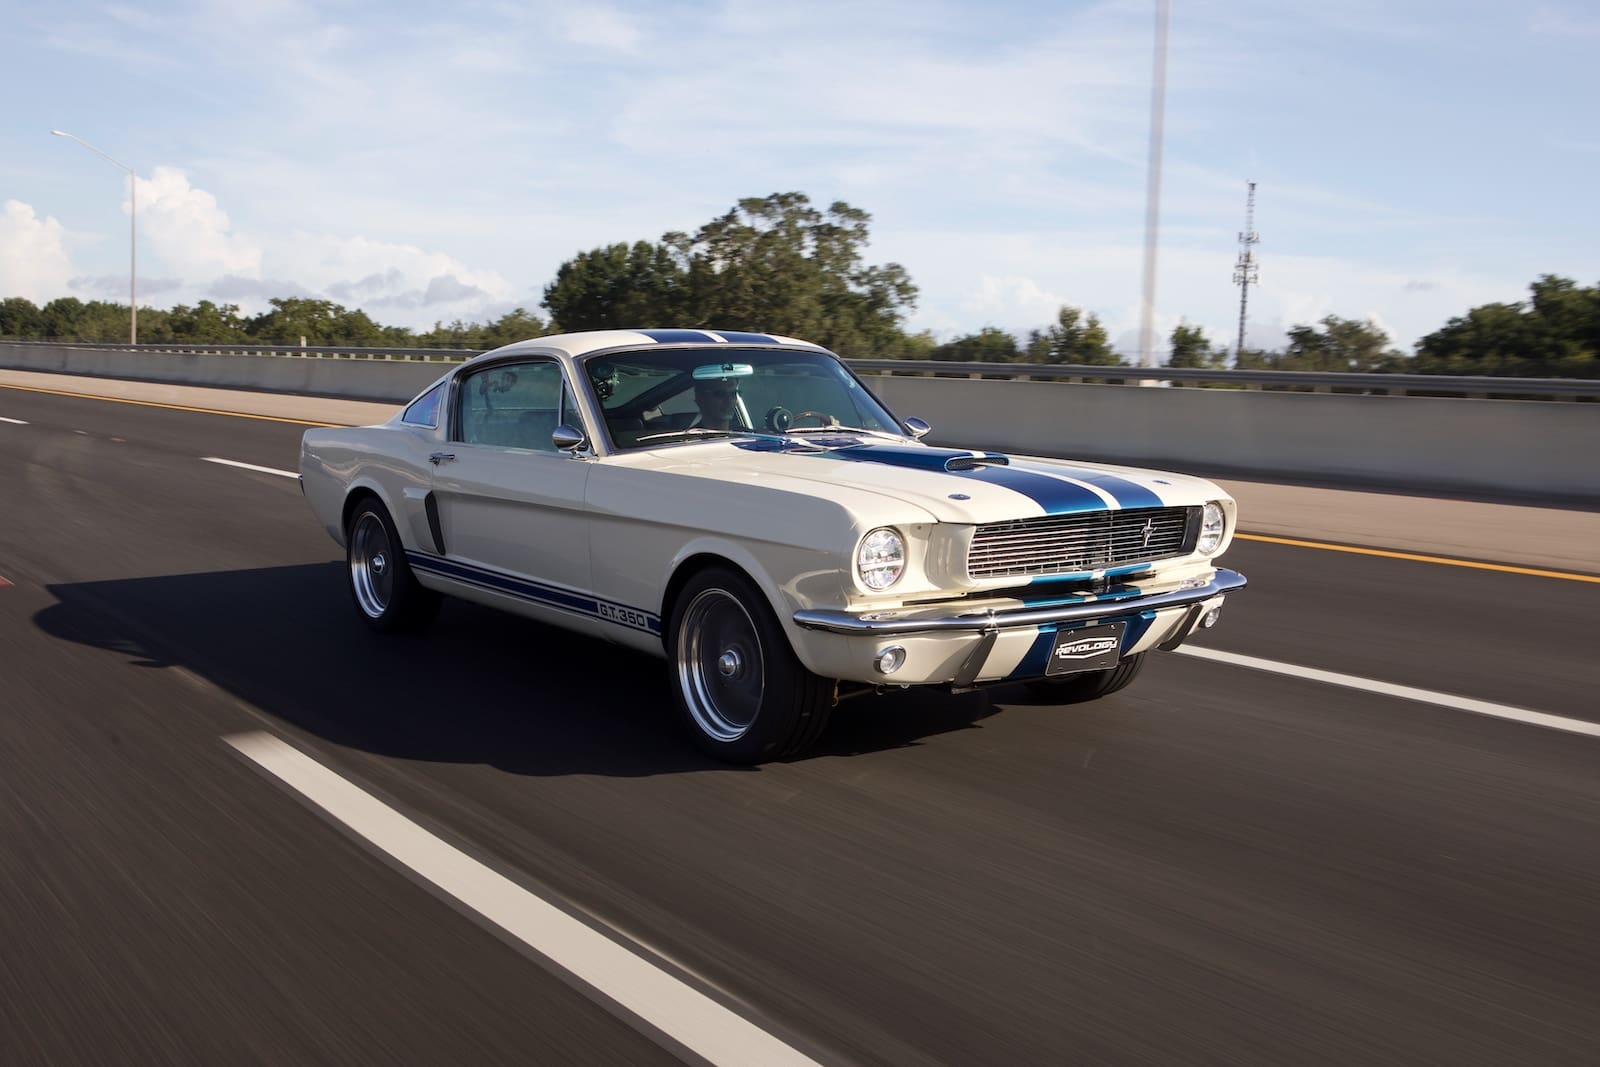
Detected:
left=224, top=732, right=824, bottom=1067
left=1175, top=645, right=1600, bottom=739
left=201, top=457, right=298, bottom=479
left=0, top=416, right=27, bottom=425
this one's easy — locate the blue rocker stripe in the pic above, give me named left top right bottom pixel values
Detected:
left=407, top=552, right=661, bottom=635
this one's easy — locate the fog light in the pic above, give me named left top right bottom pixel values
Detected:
left=1201, top=608, right=1222, bottom=629
left=875, top=646, right=907, bottom=675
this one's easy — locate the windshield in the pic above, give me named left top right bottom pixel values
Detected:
left=582, top=347, right=905, bottom=449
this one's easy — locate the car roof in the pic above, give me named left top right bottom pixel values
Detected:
left=470, top=329, right=827, bottom=363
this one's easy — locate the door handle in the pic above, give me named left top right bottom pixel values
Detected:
left=429, top=452, right=456, bottom=465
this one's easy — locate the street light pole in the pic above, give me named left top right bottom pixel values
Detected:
left=1136, top=0, right=1170, bottom=369
left=51, top=129, right=137, bottom=345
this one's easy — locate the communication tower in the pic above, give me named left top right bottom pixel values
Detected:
left=1232, top=182, right=1260, bottom=358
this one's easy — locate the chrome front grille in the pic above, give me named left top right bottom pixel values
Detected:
left=967, top=507, right=1195, bottom=580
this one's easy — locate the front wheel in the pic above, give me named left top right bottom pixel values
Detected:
left=1024, top=652, right=1147, bottom=702
left=668, top=566, right=832, bottom=763
left=346, top=498, right=440, bottom=633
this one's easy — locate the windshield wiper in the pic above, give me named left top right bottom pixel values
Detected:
left=632, top=427, right=737, bottom=444
left=783, top=424, right=894, bottom=437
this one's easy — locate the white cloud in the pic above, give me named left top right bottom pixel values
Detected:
left=135, top=166, right=262, bottom=280
left=960, top=276, right=1073, bottom=327
left=71, top=274, right=181, bottom=298
left=0, top=201, right=74, bottom=301
left=1530, top=4, right=1600, bottom=37
left=561, top=8, right=643, bottom=52
left=250, top=233, right=517, bottom=326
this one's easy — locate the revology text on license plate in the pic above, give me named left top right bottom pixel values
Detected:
left=1044, top=621, right=1126, bottom=676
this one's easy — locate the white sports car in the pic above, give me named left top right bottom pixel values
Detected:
left=300, top=329, right=1246, bottom=762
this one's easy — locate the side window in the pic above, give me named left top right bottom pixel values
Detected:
left=401, top=382, right=444, bottom=427
left=457, top=361, right=567, bottom=452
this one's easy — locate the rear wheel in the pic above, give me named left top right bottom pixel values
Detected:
left=668, top=566, right=832, bottom=763
left=346, top=498, right=440, bottom=633
left=1024, top=652, right=1146, bottom=702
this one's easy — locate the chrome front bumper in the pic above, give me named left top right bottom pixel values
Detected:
left=792, top=568, right=1247, bottom=636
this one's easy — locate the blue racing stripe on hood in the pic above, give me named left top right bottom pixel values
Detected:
left=829, top=443, right=995, bottom=472
left=799, top=442, right=1112, bottom=515
left=964, top=465, right=1109, bottom=515
left=1043, top=466, right=1164, bottom=510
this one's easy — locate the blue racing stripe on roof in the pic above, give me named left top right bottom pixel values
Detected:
left=709, top=331, right=780, bottom=344
left=638, top=329, right=719, bottom=344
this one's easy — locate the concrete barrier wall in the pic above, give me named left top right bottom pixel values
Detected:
left=5, top=343, right=1596, bottom=500
left=0, top=343, right=443, bottom=402
left=870, top=376, right=1598, bottom=501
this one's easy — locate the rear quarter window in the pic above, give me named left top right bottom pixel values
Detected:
left=402, top=383, right=444, bottom=427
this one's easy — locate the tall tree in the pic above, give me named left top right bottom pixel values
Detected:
left=164, top=300, right=246, bottom=343
left=1245, top=316, right=1406, bottom=373
left=1023, top=305, right=1120, bottom=365
left=244, top=298, right=378, bottom=345
left=930, top=327, right=1020, bottom=362
left=542, top=193, right=918, bottom=357
left=1167, top=322, right=1228, bottom=369
left=0, top=296, right=43, bottom=338
left=543, top=241, right=688, bottom=331
left=1415, top=275, right=1599, bottom=377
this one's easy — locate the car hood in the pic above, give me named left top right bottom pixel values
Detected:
left=620, top=436, right=1227, bottom=524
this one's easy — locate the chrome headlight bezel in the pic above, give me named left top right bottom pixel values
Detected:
left=1196, top=501, right=1226, bottom=555
left=856, top=527, right=906, bottom=591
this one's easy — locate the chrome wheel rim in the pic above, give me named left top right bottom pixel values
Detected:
left=349, top=512, right=394, bottom=619
left=677, top=588, right=764, bottom=742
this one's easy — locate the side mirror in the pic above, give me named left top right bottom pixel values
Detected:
left=551, top=424, right=587, bottom=453
left=903, top=416, right=932, bottom=440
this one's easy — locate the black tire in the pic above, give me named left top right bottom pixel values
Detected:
left=667, top=565, right=833, bottom=763
left=1024, top=651, right=1147, bottom=702
left=345, top=497, right=440, bottom=633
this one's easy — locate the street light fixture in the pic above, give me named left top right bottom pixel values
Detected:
left=51, top=129, right=138, bottom=345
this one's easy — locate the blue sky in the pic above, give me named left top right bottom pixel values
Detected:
left=2, top=0, right=1596, bottom=357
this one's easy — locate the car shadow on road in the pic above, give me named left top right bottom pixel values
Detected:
left=35, top=562, right=999, bottom=776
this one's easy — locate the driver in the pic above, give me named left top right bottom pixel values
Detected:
left=693, top=377, right=745, bottom=430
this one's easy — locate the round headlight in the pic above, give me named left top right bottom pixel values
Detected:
left=1197, top=502, right=1226, bottom=555
left=857, top=527, right=905, bottom=590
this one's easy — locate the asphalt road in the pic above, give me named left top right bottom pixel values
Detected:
left=2, top=385, right=1597, bottom=1066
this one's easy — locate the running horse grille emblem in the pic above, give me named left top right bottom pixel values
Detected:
left=1140, top=518, right=1155, bottom=548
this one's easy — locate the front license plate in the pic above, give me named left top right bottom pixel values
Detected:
left=1044, top=622, right=1126, bottom=676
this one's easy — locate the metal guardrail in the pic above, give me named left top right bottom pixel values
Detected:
left=4, top=340, right=473, bottom=361
left=852, top=360, right=1600, bottom=399
left=4, top=340, right=1597, bottom=399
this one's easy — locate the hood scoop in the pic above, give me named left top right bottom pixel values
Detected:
left=944, top=454, right=1010, bottom=471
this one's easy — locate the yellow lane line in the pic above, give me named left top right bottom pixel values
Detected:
left=1235, top=532, right=1600, bottom=584
left=0, top=382, right=343, bottom=427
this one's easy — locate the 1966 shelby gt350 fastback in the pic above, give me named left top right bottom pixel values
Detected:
left=300, top=329, right=1246, bottom=762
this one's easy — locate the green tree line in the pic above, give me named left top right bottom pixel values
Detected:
left=2, top=191, right=1595, bottom=377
